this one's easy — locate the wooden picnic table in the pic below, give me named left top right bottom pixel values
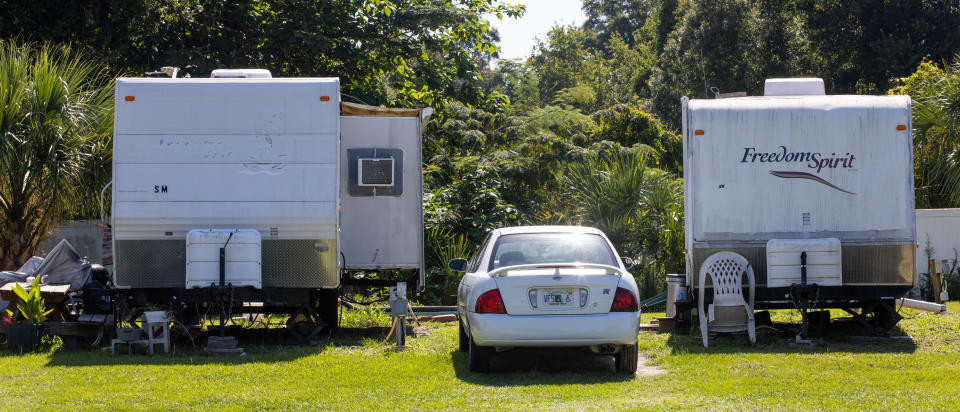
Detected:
left=0, top=283, right=73, bottom=321
left=1, top=283, right=113, bottom=348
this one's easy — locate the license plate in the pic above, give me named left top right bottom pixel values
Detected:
left=542, top=289, right=575, bottom=307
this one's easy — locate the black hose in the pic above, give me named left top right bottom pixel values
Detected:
left=340, top=295, right=389, bottom=306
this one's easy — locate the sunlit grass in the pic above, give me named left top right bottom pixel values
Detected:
left=0, top=302, right=956, bottom=410
left=338, top=306, right=392, bottom=328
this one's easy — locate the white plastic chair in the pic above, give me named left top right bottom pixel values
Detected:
left=698, top=252, right=756, bottom=347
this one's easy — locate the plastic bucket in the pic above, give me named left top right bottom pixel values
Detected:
left=666, top=274, right=687, bottom=318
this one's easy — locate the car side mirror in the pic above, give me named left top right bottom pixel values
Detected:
left=620, top=257, right=634, bottom=270
left=448, top=258, right=469, bottom=272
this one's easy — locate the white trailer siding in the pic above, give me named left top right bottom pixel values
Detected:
left=683, top=95, right=915, bottom=289
left=114, top=135, right=339, bottom=164
left=114, top=79, right=338, bottom=135
left=915, top=208, right=960, bottom=276
left=112, top=78, right=341, bottom=289
left=685, top=96, right=913, bottom=241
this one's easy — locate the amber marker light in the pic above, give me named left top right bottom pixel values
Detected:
left=124, top=96, right=135, bottom=101
left=320, top=96, right=331, bottom=101
left=896, top=124, right=907, bottom=131
left=694, top=130, right=705, bottom=135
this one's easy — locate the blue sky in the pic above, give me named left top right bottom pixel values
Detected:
left=487, top=0, right=587, bottom=61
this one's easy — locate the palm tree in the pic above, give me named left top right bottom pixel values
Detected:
left=900, top=58, right=960, bottom=208
left=562, top=153, right=684, bottom=296
left=564, top=152, right=649, bottom=249
left=0, top=40, right=113, bottom=269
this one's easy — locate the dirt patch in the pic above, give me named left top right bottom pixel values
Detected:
left=635, top=355, right=667, bottom=376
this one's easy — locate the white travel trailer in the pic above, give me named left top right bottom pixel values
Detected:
left=681, top=78, right=915, bottom=330
left=110, top=71, right=427, bottom=330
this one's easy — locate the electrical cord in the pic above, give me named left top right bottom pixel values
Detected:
left=340, top=295, right=389, bottom=306
left=376, top=317, right=399, bottom=347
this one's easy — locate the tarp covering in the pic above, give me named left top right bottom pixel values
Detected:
left=341, top=102, right=422, bottom=117
left=36, top=239, right=91, bottom=289
left=0, top=239, right=91, bottom=290
left=0, top=256, right=41, bottom=284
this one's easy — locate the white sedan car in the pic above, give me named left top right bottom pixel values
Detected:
left=451, top=226, right=641, bottom=373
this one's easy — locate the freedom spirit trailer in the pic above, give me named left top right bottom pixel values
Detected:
left=110, top=70, right=427, bottom=332
left=681, top=78, right=915, bottom=331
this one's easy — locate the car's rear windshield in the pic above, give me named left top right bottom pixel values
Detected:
left=488, top=233, right=619, bottom=270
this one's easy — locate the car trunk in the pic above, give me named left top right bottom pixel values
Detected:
left=492, top=267, right=622, bottom=315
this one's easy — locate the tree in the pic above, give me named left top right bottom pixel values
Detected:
left=582, top=0, right=655, bottom=50
left=649, top=0, right=813, bottom=129
left=591, top=104, right=681, bottom=172
left=0, top=1, right=149, bottom=72
left=423, top=161, right=519, bottom=245
left=0, top=40, right=113, bottom=269
left=0, top=0, right=524, bottom=108
left=647, top=0, right=960, bottom=129
left=563, top=153, right=683, bottom=297
left=801, top=0, right=960, bottom=94
left=891, top=58, right=960, bottom=208
left=528, top=26, right=599, bottom=104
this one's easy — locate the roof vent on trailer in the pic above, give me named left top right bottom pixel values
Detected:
left=210, top=69, right=272, bottom=78
left=764, top=78, right=825, bottom=96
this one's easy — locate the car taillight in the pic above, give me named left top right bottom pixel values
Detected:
left=610, top=287, right=637, bottom=312
left=475, top=289, right=507, bottom=314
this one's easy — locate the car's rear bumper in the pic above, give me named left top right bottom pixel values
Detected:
left=468, top=312, right=641, bottom=347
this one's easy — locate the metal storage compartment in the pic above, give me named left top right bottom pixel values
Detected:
left=338, top=103, right=427, bottom=287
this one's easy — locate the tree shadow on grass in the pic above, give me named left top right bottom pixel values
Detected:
left=451, top=347, right=637, bottom=385
left=34, top=326, right=395, bottom=367
left=665, top=317, right=918, bottom=355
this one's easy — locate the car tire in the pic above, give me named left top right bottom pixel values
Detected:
left=458, top=317, right=469, bottom=352
left=615, top=343, right=638, bottom=374
left=468, top=335, right=492, bottom=373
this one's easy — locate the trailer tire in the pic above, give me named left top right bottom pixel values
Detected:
left=458, top=318, right=469, bottom=352
left=615, top=343, right=638, bottom=374
left=871, top=299, right=901, bottom=331
left=314, top=289, right=340, bottom=332
left=468, top=336, right=492, bottom=373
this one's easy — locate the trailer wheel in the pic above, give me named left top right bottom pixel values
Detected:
left=458, top=317, right=468, bottom=352
left=871, top=299, right=901, bottom=331
left=314, top=289, right=339, bottom=332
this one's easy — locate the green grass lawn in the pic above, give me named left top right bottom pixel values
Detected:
left=1, top=303, right=958, bottom=411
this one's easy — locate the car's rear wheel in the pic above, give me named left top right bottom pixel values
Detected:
left=468, top=336, right=492, bottom=373
left=458, top=317, right=469, bottom=352
left=615, top=343, right=638, bottom=374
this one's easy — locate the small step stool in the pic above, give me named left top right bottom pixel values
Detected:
left=111, top=311, right=171, bottom=355
left=111, top=338, right=149, bottom=355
